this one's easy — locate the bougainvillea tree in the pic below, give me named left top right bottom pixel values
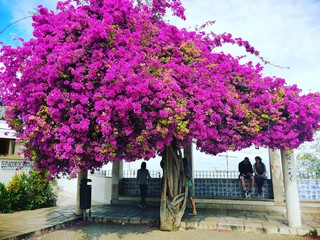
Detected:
left=1, top=0, right=320, bottom=230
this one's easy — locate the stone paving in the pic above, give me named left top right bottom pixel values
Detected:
left=0, top=193, right=319, bottom=240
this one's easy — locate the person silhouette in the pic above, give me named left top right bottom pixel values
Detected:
left=137, top=161, right=151, bottom=208
left=183, top=157, right=197, bottom=215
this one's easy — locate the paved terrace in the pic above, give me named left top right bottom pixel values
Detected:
left=0, top=192, right=319, bottom=240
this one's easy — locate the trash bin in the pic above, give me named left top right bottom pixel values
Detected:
left=80, top=179, right=92, bottom=210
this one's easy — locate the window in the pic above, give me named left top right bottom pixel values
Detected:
left=0, top=139, right=15, bottom=156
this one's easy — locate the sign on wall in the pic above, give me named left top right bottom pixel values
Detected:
left=1, top=159, right=33, bottom=170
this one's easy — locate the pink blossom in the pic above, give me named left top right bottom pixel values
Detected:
left=0, top=0, right=319, bottom=178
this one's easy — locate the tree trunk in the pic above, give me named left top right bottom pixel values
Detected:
left=160, top=143, right=188, bottom=230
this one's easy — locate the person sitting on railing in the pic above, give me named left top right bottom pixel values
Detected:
left=238, top=157, right=254, bottom=198
left=253, top=156, right=267, bottom=194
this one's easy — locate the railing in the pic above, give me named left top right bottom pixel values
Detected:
left=93, top=170, right=243, bottom=179
left=92, top=169, right=162, bottom=178
left=92, top=169, right=113, bottom=177
left=124, top=170, right=163, bottom=178
left=92, top=169, right=318, bottom=180
left=194, top=170, right=240, bottom=179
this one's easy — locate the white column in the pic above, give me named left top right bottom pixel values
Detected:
left=280, top=149, right=301, bottom=228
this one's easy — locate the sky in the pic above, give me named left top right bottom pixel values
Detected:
left=0, top=0, right=319, bottom=172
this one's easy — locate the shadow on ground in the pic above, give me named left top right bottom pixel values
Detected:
left=31, top=221, right=307, bottom=240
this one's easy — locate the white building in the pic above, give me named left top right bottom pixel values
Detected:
left=0, top=106, right=31, bottom=185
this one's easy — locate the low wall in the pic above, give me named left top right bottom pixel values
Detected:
left=120, top=178, right=320, bottom=200
left=194, top=178, right=273, bottom=199
left=119, top=178, right=161, bottom=197
left=298, top=179, right=320, bottom=200
left=120, top=178, right=273, bottom=199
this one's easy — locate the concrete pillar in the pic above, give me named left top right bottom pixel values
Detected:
left=281, top=149, right=301, bottom=228
left=111, top=161, right=123, bottom=203
left=184, top=144, right=194, bottom=193
left=268, top=149, right=284, bottom=206
left=76, top=171, right=88, bottom=215
left=183, top=144, right=194, bottom=177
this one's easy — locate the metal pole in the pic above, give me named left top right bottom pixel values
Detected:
left=219, top=152, right=238, bottom=178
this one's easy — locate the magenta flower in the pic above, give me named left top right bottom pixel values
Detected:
left=0, top=0, right=319, bottom=178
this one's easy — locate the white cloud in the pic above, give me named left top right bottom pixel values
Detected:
left=169, top=0, right=320, bottom=93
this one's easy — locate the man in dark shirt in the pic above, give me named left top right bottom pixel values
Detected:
left=238, top=157, right=254, bottom=198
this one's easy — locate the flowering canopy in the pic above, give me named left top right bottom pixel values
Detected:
left=0, top=0, right=319, bottom=178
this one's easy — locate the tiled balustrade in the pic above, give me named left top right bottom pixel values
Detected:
left=298, top=179, right=320, bottom=200
left=120, top=178, right=320, bottom=200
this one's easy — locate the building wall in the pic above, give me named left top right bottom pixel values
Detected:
left=0, top=158, right=33, bottom=185
left=56, top=175, right=112, bottom=204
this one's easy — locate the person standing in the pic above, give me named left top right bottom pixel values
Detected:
left=238, top=157, right=254, bottom=198
left=183, top=157, right=197, bottom=215
left=137, top=161, right=151, bottom=208
left=253, top=156, right=267, bottom=194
